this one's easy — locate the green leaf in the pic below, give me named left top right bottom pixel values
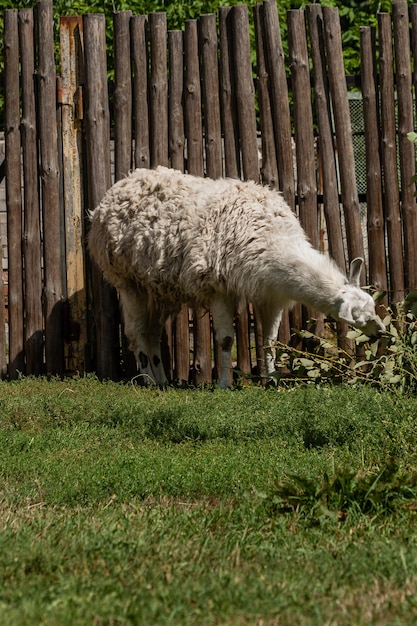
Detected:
left=407, top=131, right=417, bottom=143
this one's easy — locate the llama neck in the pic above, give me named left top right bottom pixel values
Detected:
left=270, top=248, right=346, bottom=315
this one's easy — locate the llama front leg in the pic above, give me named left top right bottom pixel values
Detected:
left=211, top=297, right=235, bottom=389
left=146, top=312, right=169, bottom=386
left=258, top=305, right=283, bottom=380
left=119, top=288, right=168, bottom=386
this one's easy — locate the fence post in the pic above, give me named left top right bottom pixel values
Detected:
left=218, top=6, right=240, bottom=179
left=261, top=0, right=295, bottom=347
left=4, top=10, right=24, bottom=378
left=199, top=13, right=223, bottom=383
left=288, top=9, right=324, bottom=340
left=59, top=16, right=88, bottom=375
left=322, top=7, right=365, bottom=269
left=131, top=15, right=150, bottom=170
left=168, top=29, right=189, bottom=384
left=83, top=13, right=120, bottom=380
left=200, top=14, right=222, bottom=180
left=261, top=0, right=295, bottom=207
left=114, top=10, right=133, bottom=181
left=360, top=26, right=387, bottom=302
left=148, top=12, right=173, bottom=379
left=113, top=10, right=137, bottom=378
left=393, top=0, right=417, bottom=291
left=19, top=9, right=43, bottom=375
left=306, top=4, right=353, bottom=354
left=184, top=19, right=212, bottom=385
left=306, top=5, right=345, bottom=270
left=36, top=0, right=64, bottom=376
left=253, top=3, right=278, bottom=189
left=149, top=12, right=169, bottom=168
left=231, top=4, right=258, bottom=379
left=378, top=12, right=404, bottom=304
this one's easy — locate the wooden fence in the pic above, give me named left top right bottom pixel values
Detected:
left=3, top=0, right=417, bottom=383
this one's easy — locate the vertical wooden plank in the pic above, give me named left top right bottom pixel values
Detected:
left=168, top=28, right=189, bottom=384
left=4, top=9, right=24, bottom=377
left=253, top=3, right=279, bottom=189
left=306, top=4, right=345, bottom=271
left=261, top=0, right=295, bottom=207
left=83, top=13, right=120, bottom=380
left=230, top=4, right=258, bottom=379
left=199, top=13, right=223, bottom=180
left=393, top=0, right=417, bottom=291
left=231, top=5, right=259, bottom=183
left=59, top=16, right=88, bottom=375
left=149, top=12, right=168, bottom=168
left=218, top=6, right=240, bottom=179
left=36, top=0, right=64, bottom=376
left=20, top=9, right=43, bottom=375
left=184, top=19, right=211, bottom=385
left=113, top=10, right=136, bottom=378
left=148, top=12, right=172, bottom=379
left=288, top=9, right=323, bottom=341
left=168, top=30, right=185, bottom=171
left=131, top=15, right=150, bottom=170
left=114, top=10, right=133, bottom=181
left=322, top=6, right=365, bottom=268
left=288, top=10, right=317, bottom=246
left=360, top=26, right=387, bottom=302
left=199, top=12, right=224, bottom=383
left=378, top=12, right=404, bottom=304
left=261, top=0, right=294, bottom=347
left=184, top=20, right=204, bottom=177
left=307, top=4, right=350, bottom=354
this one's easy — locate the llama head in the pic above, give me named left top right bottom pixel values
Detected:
left=336, top=258, right=385, bottom=336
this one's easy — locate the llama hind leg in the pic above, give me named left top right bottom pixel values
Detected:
left=211, top=296, right=235, bottom=389
left=119, top=288, right=168, bottom=386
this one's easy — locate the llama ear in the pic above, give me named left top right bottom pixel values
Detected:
left=348, top=257, right=363, bottom=287
left=338, top=299, right=355, bottom=325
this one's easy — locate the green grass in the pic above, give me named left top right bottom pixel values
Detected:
left=1, top=377, right=417, bottom=625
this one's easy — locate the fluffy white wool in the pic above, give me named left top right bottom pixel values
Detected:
left=89, top=166, right=384, bottom=387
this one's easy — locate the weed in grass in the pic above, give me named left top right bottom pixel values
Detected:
left=262, top=464, right=417, bottom=523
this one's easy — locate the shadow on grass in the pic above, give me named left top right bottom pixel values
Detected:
left=143, top=409, right=210, bottom=443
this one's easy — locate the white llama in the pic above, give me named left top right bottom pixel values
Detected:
left=88, top=166, right=384, bottom=388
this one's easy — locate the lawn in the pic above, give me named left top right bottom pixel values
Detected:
left=1, top=376, right=417, bottom=625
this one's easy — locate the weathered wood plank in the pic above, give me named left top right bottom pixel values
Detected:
left=83, top=12, right=120, bottom=379
left=36, top=0, right=64, bottom=375
left=378, top=12, right=404, bottom=303
left=393, top=0, right=417, bottom=291
left=168, top=28, right=189, bottom=384
left=20, top=9, right=43, bottom=375
left=59, top=15, right=88, bottom=375
left=360, top=26, right=387, bottom=302
left=114, top=10, right=133, bottom=181
left=200, top=13, right=222, bottom=180
left=218, top=6, right=240, bottom=179
left=322, top=6, right=365, bottom=269
left=184, top=19, right=212, bottom=385
left=4, top=9, right=23, bottom=377
left=288, top=9, right=323, bottom=340
left=149, top=12, right=168, bottom=168
left=131, top=15, right=150, bottom=169
left=253, top=3, right=278, bottom=189
left=262, top=0, right=294, bottom=207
